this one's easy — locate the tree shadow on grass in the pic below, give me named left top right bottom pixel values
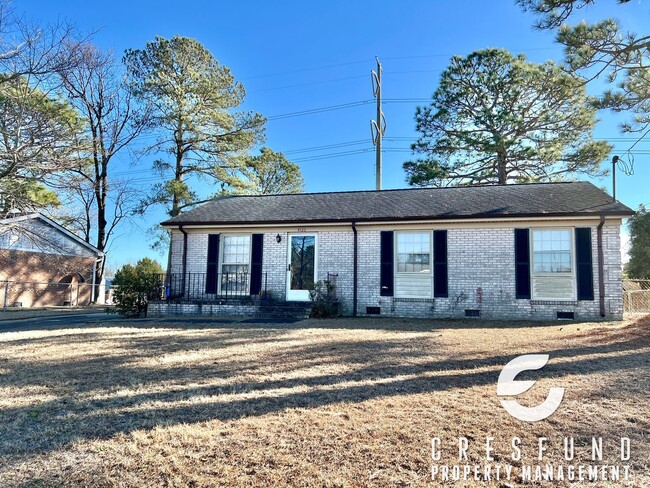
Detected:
left=0, top=313, right=609, bottom=336
left=0, top=316, right=648, bottom=463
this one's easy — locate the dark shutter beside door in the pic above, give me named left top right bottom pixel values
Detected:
left=380, top=231, right=394, bottom=296
left=205, top=234, right=220, bottom=294
left=575, top=227, right=594, bottom=301
left=433, top=230, right=448, bottom=298
left=514, top=229, right=531, bottom=299
left=250, top=234, right=264, bottom=295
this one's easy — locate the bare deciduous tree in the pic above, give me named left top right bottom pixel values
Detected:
left=54, top=41, right=149, bottom=297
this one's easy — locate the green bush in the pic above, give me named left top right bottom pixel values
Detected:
left=111, top=258, right=164, bottom=317
left=628, top=205, right=650, bottom=279
left=309, top=279, right=340, bottom=318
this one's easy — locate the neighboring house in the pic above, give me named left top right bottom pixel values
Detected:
left=0, top=213, right=104, bottom=308
left=154, top=182, right=634, bottom=320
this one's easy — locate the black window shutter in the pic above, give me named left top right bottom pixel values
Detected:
left=250, top=234, right=264, bottom=295
left=380, top=231, right=394, bottom=296
left=575, top=228, right=594, bottom=301
left=514, top=229, right=531, bottom=299
left=433, top=230, right=448, bottom=298
left=205, top=234, right=220, bottom=294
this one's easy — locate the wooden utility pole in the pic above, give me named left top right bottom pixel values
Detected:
left=371, top=57, right=386, bottom=190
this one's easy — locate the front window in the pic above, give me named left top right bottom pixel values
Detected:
left=396, top=232, right=431, bottom=273
left=532, top=229, right=572, bottom=273
left=221, top=235, right=251, bottom=294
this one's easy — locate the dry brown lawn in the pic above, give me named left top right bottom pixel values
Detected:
left=0, top=315, right=649, bottom=487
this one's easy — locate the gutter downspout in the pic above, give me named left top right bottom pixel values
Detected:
left=352, top=221, right=358, bottom=317
left=597, top=215, right=606, bottom=318
left=179, top=226, right=188, bottom=298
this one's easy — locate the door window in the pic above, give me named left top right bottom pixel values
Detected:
left=290, top=235, right=316, bottom=291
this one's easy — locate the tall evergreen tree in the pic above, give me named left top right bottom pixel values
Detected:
left=404, top=49, right=610, bottom=187
left=628, top=205, right=650, bottom=279
left=518, top=0, right=650, bottom=135
left=0, top=76, right=83, bottom=212
left=124, top=35, right=266, bottom=218
left=217, top=147, right=304, bottom=195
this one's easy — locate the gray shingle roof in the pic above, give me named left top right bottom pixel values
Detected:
left=161, top=182, right=634, bottom=226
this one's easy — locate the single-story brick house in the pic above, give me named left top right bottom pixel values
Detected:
left=154, top=182, right=633, bottom=320
left=0, top=213, right=104, bottom=307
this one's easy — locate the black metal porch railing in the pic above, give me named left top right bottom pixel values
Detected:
left=150, top=272, right=268, bottom=302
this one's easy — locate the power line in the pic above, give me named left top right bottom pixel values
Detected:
left=292, top=148, right=374, bottom=163
left=106, top=146, right=378, bottom=184
left=239, top=47, right=561, bottom=82
left=381, top=47, right=559, bottom=62
left=107, top=138, right=650, bottom=181
left=104, top=130, right=650, bottom=182
left=109, top=144, right=649, bottom=188
left=283, top=139, right=368, bottom=154
left=383, top=98, right=431, bottom=103
left=266, top=98, right=432, bottom=122
left=267, top=100, right=373, bottom=120
left=241, top=58, right=372, bottom=80
left=248, top=74, right=368, bottom=93
left=383, top=70, right=443, bottom=76
left=111, top=133, right=650, bottom=167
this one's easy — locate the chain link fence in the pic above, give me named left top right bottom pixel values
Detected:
left=623, top=279, right=650, bottom=315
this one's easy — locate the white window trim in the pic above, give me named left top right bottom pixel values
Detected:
left=394, top=230, right=433, bottom=299
left=218, top=233, right=252, bottom=295
left=530, top=227, right=576, bottom=301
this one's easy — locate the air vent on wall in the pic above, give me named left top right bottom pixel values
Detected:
left=366, top=306, right=381, bottom=315
left=465, top=309, right=480, bottom=317
left=557, top=311, right=575, bottom=320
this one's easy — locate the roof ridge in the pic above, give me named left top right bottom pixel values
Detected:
left=210, top=181, right=584, bottom=200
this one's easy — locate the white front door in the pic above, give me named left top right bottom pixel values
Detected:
left=286, top=234, right=317, bottom=301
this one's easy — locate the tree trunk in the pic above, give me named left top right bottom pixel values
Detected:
left=167, top=127, right=185, bottom=278
left=497, top=152, right=507, bottom=185
left=170, top=126, right=184, bottom=218
left=91, top=128, right=108, bottom=304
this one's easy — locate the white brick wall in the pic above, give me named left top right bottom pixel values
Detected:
left=358, top=225, right=623, bottom=321
left=169, top=230, right=183, bottom=274
left=316, top=231, right=354, bottom=314
left=171, top=222, right=625, bottom=321
left=262, top=232, right=288, bottom=299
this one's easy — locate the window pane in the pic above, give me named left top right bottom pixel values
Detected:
left=532, top=230, right=571, bottom=273
left=221, top=265, right=249, bottom=294
left=222, top=236, right=251, bottom=268
left=396, top=232, right=431, bottom=273
left=220, top=236, right=251, bottom=294
left=290, top=235, right=316, bottom=291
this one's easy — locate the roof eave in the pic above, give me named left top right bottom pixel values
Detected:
left=1, top=212, right=104, bottom=255
left=161, top=210, right=635, bottom=227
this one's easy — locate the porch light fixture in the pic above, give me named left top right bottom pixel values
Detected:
left=276, top=234, right=282, bottom=243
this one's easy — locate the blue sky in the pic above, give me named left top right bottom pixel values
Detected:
left=20, top=0, right=649, bottom=270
